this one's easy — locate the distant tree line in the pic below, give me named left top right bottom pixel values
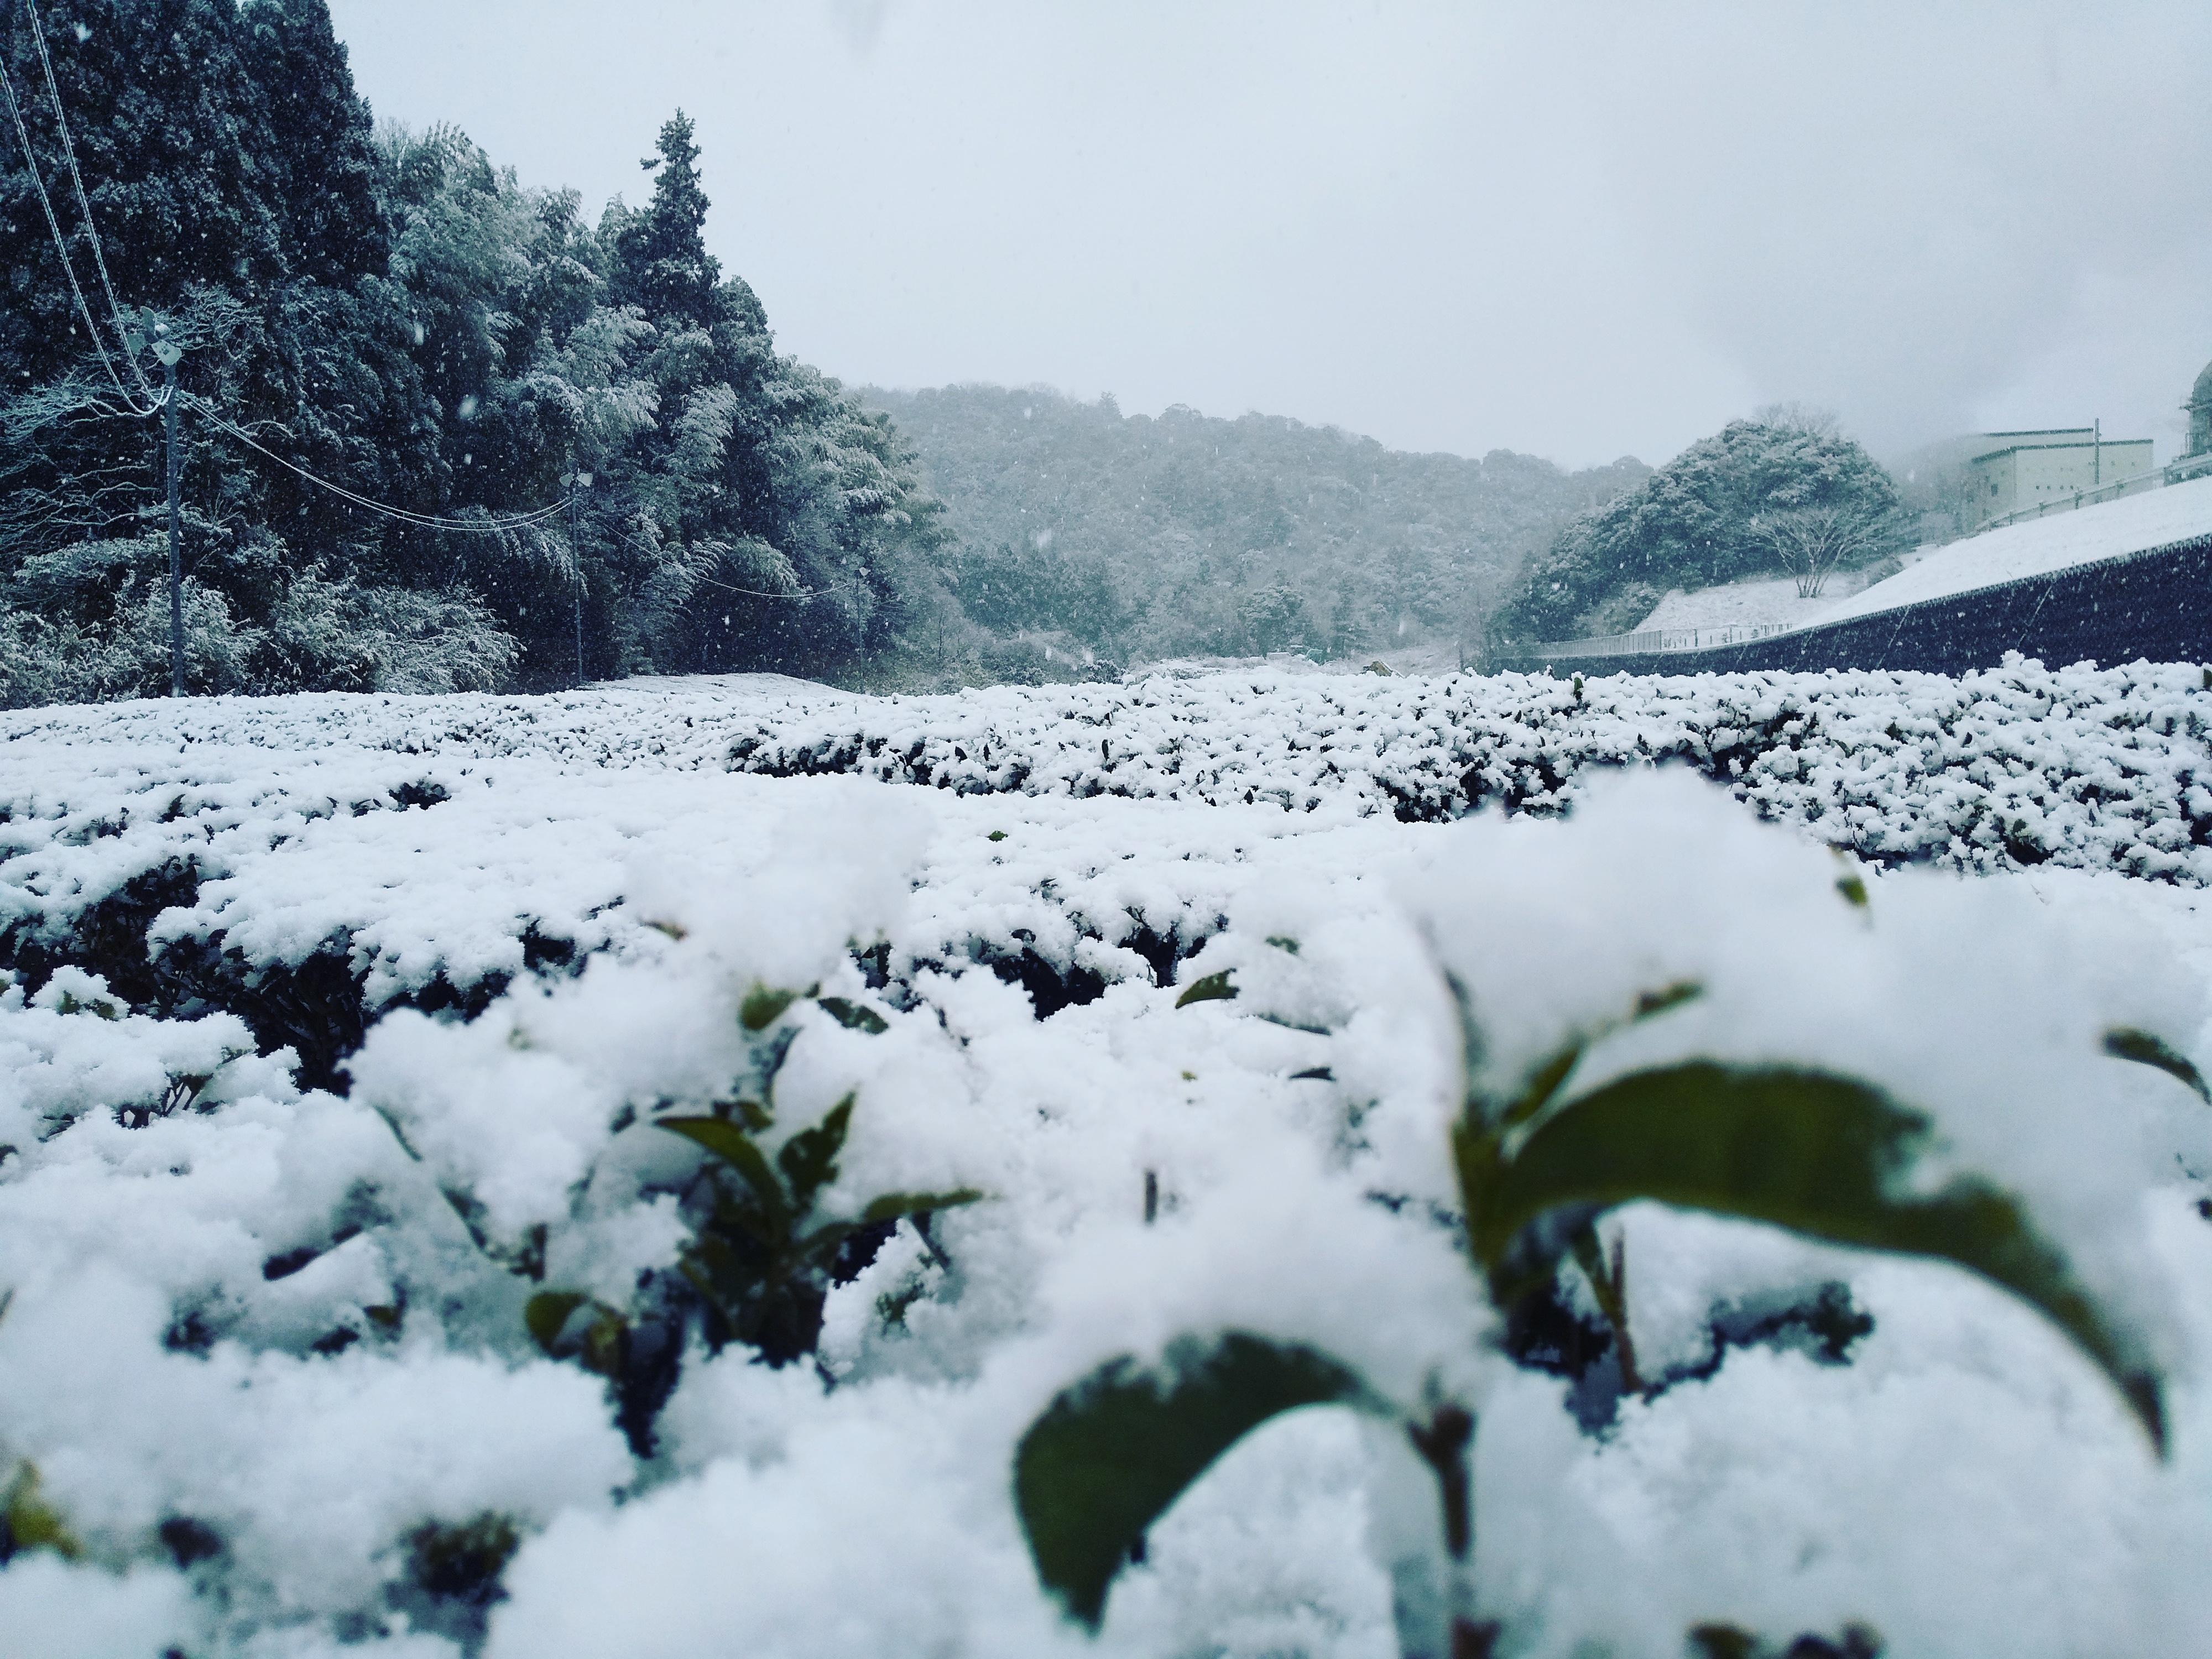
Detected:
left=0, top=3, right=1906, bottom=705
left=863, top=383, right=1650, bottom=674
left=0, top=0, right=946, bottom=705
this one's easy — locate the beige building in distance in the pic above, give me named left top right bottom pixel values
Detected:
left=1965, top=427, right=2155, bottom=529
left=2171, top=360, right=2212, bottom=483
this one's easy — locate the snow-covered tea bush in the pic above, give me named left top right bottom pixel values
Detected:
left=1015, top=777, right=2195, bottom=1654
left=5, top=673, right=2212, bottom=1658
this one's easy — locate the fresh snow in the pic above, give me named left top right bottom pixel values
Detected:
left=4, top=669, right=2212, bottom=1657
left=1812, top=473, right=2212, bottom=625
left=1633, top=570, right=1883, bottom=634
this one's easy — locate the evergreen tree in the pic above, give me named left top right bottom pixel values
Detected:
left=0, top=21, right=946, bottom=706
left=613, top=111, right=719, bottom=328
left=238, top=0, right=384, bottom=286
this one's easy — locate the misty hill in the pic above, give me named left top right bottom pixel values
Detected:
left=860, top=384, right=1648, bottom=670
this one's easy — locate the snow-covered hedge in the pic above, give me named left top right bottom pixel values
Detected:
left=14, top=655, right=2209, bottom=891
left=6, top=675, right=2212, bottom=1657
left=713, top=657, right=2212, bottom=883
left=8, top=658, right=2212, bottom=1090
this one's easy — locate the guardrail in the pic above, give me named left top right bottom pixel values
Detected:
left=1521, top=621, right=1798, bottom=659
left=1971, top=467, right=2163, bottom=535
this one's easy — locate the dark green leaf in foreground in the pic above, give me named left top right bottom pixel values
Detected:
left=1459, top=1062, right=2164, bottom=1451
left=523, top=1290, right=627, bottom=1377
left=740, top=985, right=803, bottom=1032
left=659, top=1116, right=790, bottom=1229
left=859, top=1187, right=985, bottom=1224
left=1174, top=970, right=1238, bottom=1009
left=2, top=1464, right=81, bottom=1561
left=523, top=1291, right=592, bottom=1355
left=1015, top=1333, right=1377, bottom=1629
left=799, top=1190, right=985, bottom=1264
left=817, top=996, right=891, bottom=1035
left=777, top=1095, right=854, bottom=1211
left=2103, top=1027, right=2210, bottom=1104
left=1631, top=979, right=1704, bottom=1020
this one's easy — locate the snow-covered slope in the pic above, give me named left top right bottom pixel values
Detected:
left=6, top=671, right=2212, bottom=1659
left=1813, top=474, right=2212, bottom=626
left=1635, top=571, right=1881, bottom=633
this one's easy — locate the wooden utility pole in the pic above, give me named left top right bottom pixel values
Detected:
left=152, top=324, right=184, bottom=696
left=567, top=468, right=593, bottom=686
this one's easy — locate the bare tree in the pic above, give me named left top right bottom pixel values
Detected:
left=1750, top=504, right=1903, bottom=598
left=1752, top=401, right=1842, bottom=439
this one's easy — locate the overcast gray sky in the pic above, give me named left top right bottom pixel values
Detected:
left=326, top=2, right=2212, bottom=472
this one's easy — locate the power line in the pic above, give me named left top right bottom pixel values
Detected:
left=24, top=1, right=158, bottom=406
left=0, top=29, right=157, bottom=415
left=190, top=397, right=572, bottom=534
left=6, top=11, right=562, bottom=536
left=5, top=12, right=823, bottom=583
left=602, top=516, right=827, bottom=599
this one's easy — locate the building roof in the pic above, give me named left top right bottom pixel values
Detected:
left=2190, top=359, right=2212, bottom=410
left=1970, top=435, right=2152, bottom=465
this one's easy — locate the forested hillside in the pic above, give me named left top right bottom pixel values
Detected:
left=0, top=0, right=944, bottom=704
left=862, top=383, right=1648, bottom=670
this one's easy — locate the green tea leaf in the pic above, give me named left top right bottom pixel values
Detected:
left=1174, top=970, right=1238, bottom=1009
left=778, top=1095, right=855, bottom=1212
left=523, top=1290, right=591, bottom=1355
left=2103, top=1027, right=2211, bottom=1104
left=740, top=984, right=802, bottom=1032
left=1499, top=1041, right=1581, bottom=1130
left=3, top=1464, right=81, bottom=1561
left=1478, top=983, right=1702, bottom=1131
left=660, top=1116, right=790, bottom=1229
left=858, top=1187, right=985, bottom=1224
left=1632, top=979, right=1703, bottom=1020
left=681, top=1232, right=766, bottom=1324
left=1015, top=1333, right=1379, bottom=1629
left=406, top=1512, right=520, bottom=1606
left=524, top=1292, right=625, bottom=1376
left=1463, top=1062, right=2164, bottom=1451
left=817, top=996, right=890, bottom=1035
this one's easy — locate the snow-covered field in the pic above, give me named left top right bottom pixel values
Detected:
left=7, top=664, right=2212, bottom=1658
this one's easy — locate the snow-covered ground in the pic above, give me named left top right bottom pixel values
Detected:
left=1633, top=570, right=1882, bottom=634
left=1815, top=473, right=2212, bottom=626
left=6, top=667, right=2212, bottom=1658
left=1610, top=475, right=2212, bottom=649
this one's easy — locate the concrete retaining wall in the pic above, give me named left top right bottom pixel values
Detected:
left=1494, top=534, right=2212, bottom=679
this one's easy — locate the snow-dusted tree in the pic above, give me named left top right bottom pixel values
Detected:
left=1498, top=416, right=1904, bottom=643
left=1750, top=502, right=1909, bottom=599
left=0, top=19, right=945, bottom=705
left=1239, top=577, right=1308, bottom=654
